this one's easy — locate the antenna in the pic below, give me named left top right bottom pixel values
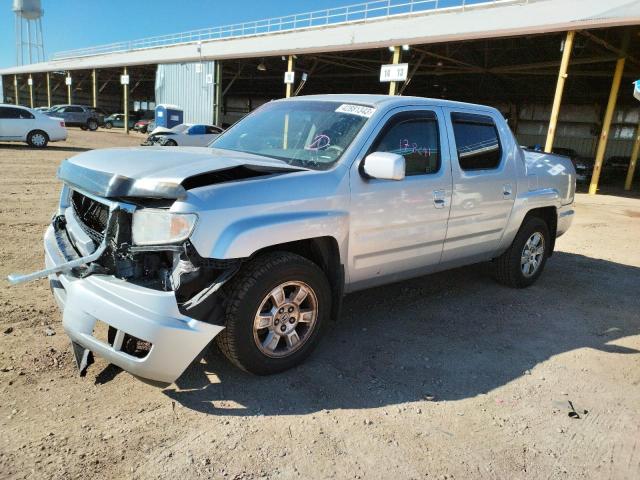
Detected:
left=13, top=0, right=45, bottom=65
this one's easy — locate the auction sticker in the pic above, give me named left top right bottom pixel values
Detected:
left=335, top=104, right=375, bottom=118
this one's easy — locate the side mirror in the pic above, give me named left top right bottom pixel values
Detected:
left=362, top=152, right=405, bottom=181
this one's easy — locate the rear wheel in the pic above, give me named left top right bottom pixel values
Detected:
left=216, top=252, right=331, bottom=375
left=27, top=130, right=49, bottom=148
left=104, top=122, right=113, bottom=129
left=495, top=216, right=550, bottom=288
left=163, top=139, right=177, bottom=146
left=87, top=118, right=98, bottom=131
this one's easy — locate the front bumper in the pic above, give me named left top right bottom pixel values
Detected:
left=44, top=224, right=224, bottom=384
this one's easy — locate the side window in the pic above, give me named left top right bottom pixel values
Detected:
left=370, top=111, right=440, bottom=176
left=451, top=112, right=502, bottom=170
left=0, top=107, right=33, bottom=119
left=66, top=106, right=83, bottom=113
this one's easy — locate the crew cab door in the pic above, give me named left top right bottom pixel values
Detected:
left=348, top=107, right=453, bottom=289
left=440, top=109, right=516, bottom=264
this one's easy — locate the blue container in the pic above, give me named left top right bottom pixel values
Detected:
left=155, top=104, right=184, bottom=129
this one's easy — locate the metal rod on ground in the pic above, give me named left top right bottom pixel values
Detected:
left=14, top=75, right=18, bottom=105
left=624, top=125, right=640, bottom=191
left=285, top=55, right=294, bottom=98
left=588, top=57, right=626, bottom=195
left=123, top=66, right=129, bottom=135
left=544, top=30, right=575, bottom=153
left=46, top=72, right=51, bottom=108
left=28, top=74, right=33, bottom=108
left=389, top=46, right=401, bottom=96
left=92, top=69, right=97, bottom=108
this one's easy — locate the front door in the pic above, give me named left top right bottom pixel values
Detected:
left=348, top=107, right=453, bottom=290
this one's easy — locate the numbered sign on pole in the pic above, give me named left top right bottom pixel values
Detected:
left=284, top=71, right=296, bottom=84
left=379, top=63, right=409, bottom=83
left=120, top=75, right=130, bottom=85
left=27, top=78, right=33, bottom=86
left=65, top=77, right=72, bottom=86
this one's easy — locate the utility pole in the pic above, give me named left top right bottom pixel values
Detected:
left=389, top=46, right=401, bottom=96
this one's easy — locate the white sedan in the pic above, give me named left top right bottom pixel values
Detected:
left=143, top=123, right=224, bottom=147
left=0, top=104, right=67, bottom=148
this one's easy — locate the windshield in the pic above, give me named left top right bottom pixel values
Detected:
left=210, top=101, right=374, bottom=170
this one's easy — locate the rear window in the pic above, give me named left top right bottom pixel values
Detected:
left=451, top=112, right=501, bottom=170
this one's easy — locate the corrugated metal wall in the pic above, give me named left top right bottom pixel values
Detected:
left=155, top=61, right=216, bottom=124
left=513, top=103, right=639, bottom=159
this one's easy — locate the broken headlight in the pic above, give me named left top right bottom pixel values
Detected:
left=131, top=209, right=197, bottom=245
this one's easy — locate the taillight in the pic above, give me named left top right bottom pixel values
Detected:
left=60, top=121, right=65, bottom=127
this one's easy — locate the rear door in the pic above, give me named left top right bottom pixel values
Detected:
left=348, top=107, right=453, bottom=289
left=440, top=109, right=516, bottom=264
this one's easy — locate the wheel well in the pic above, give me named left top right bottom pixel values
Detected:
left=524, top=207, right=557, bottom=255
left=251, top=237, right=345, bottom=320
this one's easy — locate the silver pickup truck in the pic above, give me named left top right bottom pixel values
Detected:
left=9, top=95, right=575, bottom=384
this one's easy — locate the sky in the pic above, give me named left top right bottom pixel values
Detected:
left=0, top=0, right=356, bottom=68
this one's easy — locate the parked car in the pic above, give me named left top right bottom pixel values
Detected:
left=133, top=119, right=152, bottom=133
left=0, top=104, right=67, bottom=148
left=604, top=156, right=631, bottom=179
left=103, top=113, right=136, bottom=130
left=8, top=95, right=576, bottom=384
left=142, top=123, right=224, bottom=147
left=45, top=105, right=101, bottom=131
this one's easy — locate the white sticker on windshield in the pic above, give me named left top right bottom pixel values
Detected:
left=335, top=104, right=375, bottom=118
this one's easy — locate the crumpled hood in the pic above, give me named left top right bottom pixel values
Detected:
left=58, top=147, right=303, bottom=199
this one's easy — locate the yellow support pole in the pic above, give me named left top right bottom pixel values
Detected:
left=389, top=46, right=401, bottom=96
left=14, top=75, right=19, bottom=105
left=28, top=75, right=34, bottom=108
left=545, top=31, right=575, bottom=153
left=46, top=72, right=51, bottom=108
left=67, top=72, right=72, bottom=104
left=123, top=66, right=129, bottom=135
left=285, top=55, right=294, bottom=98
left=624, top=125, right=640, bottom=191
left=588, top=57, right=625, bottom=195
left=92, top=69, right=97, bottom=108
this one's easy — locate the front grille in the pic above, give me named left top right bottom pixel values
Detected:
left=70, top=190, right=110, bottom=243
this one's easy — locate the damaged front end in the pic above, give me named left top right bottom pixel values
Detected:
left=8, top=184, right=238, bottom=384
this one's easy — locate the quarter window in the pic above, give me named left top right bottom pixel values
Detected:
left=451, top=112, right=501, bottom=170
left=370, top=111, right=440, bottom=176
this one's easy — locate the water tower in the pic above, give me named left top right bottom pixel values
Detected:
left=13, top=0, right=45, bottom=65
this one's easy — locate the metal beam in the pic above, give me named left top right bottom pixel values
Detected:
left=46, top=72, right=51, bottom=107
left=578, top=30, right=640, bottom=69
left=545, top=30, right=575, bottom=153
left=28, top=74, right=34, bottom=108
left=589, top=58, right=626, bottom=194
left=624, top=125, right=640, bottom=191
left=92, top=69, right=97, bottom=107
left=123, top=66, right=129, bottom=134
left=221, top=64, right=245, bottom=97
left=14, top=75, right=18, bottom=105
left=398, top=52, right=426, bottom=95
left=388, top=46, right=401, bottom=96
left=285, top=55, right=294, bottom=98
left=66, top=72, right=72, bottom=104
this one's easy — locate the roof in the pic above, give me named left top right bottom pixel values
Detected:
left=279, top=93, right=499, bottom=111
left=1, top=0, right=639, bottom=75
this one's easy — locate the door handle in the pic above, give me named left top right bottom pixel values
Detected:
left=503, top=184, right=513, bottom=197
left=433, top=190, right=446, bottom=209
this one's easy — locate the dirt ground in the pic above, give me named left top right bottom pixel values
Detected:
left=0, top=129, right=639, bottom=480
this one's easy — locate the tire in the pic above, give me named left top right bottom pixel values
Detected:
left=27, top=130, right=49, bottom=148
left=495, top=216, right=550, bottom=288
left=104, top=122, right=113, bottom=129
left=216, top=252, right=331, bottom=375
left=140, top=125, right=148, bottom=134
left=80, top=125, right=88, bottom=131
left=163, top=139, right=177, bottom=146
left=87, top=119, right=98, bottom=131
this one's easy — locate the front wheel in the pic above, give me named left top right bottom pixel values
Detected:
left=104, top=122, right=113, bottom=129
left=163, top=139, right=177, bottom=146
left=494, top=216, right=550, bottom=288
left=87, top=119, right=98, bottom=131
left=216, top=252, right=331, bottom=375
